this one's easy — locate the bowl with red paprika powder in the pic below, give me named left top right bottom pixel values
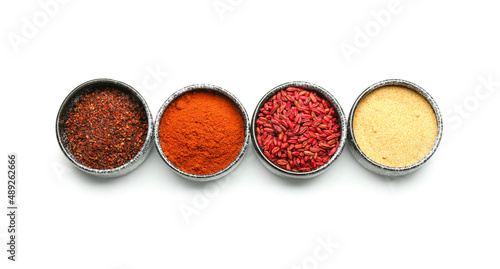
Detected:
left=154, top=84, right=250, bottom=181
left=252, top=81, right=347, bottom=179
left=56, top=78, right=153, bottom=178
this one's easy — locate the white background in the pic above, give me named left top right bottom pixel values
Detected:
left=1, top=0, right=500, bottom=268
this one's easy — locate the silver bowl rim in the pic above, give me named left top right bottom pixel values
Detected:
left=347, top=79, right=444, bottom=175
left=154, top=84, right=250, bottom=182
left=55, top=78, right=154, bottom=177
left=251, top=81, right=347, bottom=179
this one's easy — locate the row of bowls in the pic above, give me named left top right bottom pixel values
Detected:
left=56, top=78, right=443, bottom=180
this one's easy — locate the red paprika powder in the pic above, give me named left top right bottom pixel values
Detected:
left=159, top=90, right=245, bottom=175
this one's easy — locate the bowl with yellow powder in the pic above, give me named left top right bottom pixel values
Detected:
left=154, top=84, right=250, bottom=181
left=348, top=79, right=443, bottom=176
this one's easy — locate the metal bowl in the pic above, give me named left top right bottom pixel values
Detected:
left=56, top=78, right=154, bottom=178
left=347, top=79, right=443, bottom=176
left=154, top=84, right=250, bottom=182
left=251, top=81, right=347, bottom=179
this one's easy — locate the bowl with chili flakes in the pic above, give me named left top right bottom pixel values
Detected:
left=56, top=78, right=154, bottom=178
left=251, top=81, right=347, bottom=179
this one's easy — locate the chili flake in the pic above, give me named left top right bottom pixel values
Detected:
left=64, top=87, right=148, bottom=170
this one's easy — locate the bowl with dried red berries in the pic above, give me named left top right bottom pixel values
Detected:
left=251, top=81, right=347, bottom=179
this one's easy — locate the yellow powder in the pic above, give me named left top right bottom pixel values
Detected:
left=353, top=85, right=438, bottom=167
